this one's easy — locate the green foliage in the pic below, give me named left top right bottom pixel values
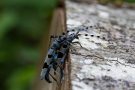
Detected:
left=98, top=0, right=135, bottom=5
left=0, top=12, right=17, bottom=39
left=7, top=66, right=36, bottom=90
left=0, top=0, right=58, bottom=90
left=125, top=0, right=135, bottom=3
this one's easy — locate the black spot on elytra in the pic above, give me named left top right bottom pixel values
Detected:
left=58, top=52, right=64, bottom=58
left=86, top=27, right=88, bottom=29
left=72, top=29, right=75, bottom=31
left=63, top=45, right=67, bottom=48
left=63, top=37, right=66, bottom=40
left=48, top=54, right=52, bottom=58
left=57, top=47, right=61, bottom=50
left=43, top=63, right=48, bottom=68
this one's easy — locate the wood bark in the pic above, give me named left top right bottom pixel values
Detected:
left=66, top=1, right=135, bottom=90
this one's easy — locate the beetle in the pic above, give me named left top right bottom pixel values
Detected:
left=40, top=30, right=80, bottom=83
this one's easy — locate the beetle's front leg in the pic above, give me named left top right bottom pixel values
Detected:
left=72, top=41, right=83, bottom=48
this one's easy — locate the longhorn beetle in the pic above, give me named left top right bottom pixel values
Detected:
left=40, top=30, right=80, bottom=84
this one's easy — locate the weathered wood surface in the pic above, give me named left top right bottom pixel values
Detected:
left=66, top=1, right=135, bottom=90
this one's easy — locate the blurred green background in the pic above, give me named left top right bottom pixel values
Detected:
left=0, top=0, right=135, bottom=90
left=98, top=0, right=135, bottom=6
left=0, top=0, right=58, bottom=90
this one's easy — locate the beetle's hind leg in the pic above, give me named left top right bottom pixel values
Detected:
left=45, top=65, right=52, bottom=83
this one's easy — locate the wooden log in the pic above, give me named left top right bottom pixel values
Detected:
left=34, top=1, right=135, bottom=90
left=66, top=1, right=135, bottom=90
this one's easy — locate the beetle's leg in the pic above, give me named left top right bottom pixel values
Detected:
left=72, top=41, right=83, bottom=47
left=52, top=62, right=58, bottom=75
left=45, top=64, right=60, bottom=86
left=60, top=68, right=64, bottom=82
left=72, top=41, right=89, bottom=51
left=49, top=72, right=59, bottom=85
left=45, top=65, right=52, bottom=83
left=59, top=53, right=68, bottom=81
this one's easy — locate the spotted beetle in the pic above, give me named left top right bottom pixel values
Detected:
left=40, top=30, right=80, bottom=83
